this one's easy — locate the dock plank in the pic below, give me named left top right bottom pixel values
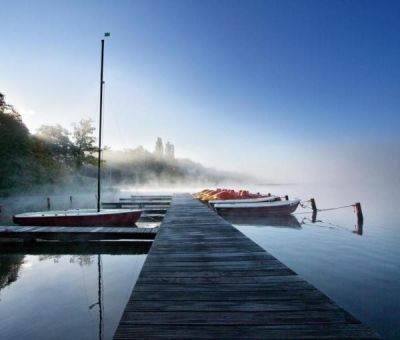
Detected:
left=114, top=193, right=380, bottom=339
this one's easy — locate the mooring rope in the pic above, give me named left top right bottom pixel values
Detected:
left=317, top=204, right=355, bottom=212
left=298, top=199, right=355, bottom=213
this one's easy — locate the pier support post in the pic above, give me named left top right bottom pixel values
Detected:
left=70, top=195, right=73, bottom=209
left=47, top=197, right=51, bottom=210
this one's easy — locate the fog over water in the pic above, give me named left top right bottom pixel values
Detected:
left=1, top=181, right=399, bottom=338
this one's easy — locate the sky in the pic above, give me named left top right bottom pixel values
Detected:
left=1, top=0, right=400, bottom=183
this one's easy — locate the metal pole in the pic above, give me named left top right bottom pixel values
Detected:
left=97, top=39, right=104, bottom=212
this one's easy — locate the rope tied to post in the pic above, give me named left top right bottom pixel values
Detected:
left=297, top=198, right=363, bottom=221
left=316, top=204, right=355, bottom=212
left=299, top=199, right=312, bottom=209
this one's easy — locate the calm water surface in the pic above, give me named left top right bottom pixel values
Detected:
left=234, top=183, right=400, bottom=339
left=1, top=184, right=399, bottom=339
left=0, top=251, right=146, bottom=340
left=0, top=192, right=150, bottom=340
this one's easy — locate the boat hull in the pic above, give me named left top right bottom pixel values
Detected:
left=13, top=209, right=142, bottom=227
left=209, top=196, right=280, bottom=205
left=214, top=200, right=300, bottom=216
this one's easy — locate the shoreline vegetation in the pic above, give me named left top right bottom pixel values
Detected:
left=0, top=92, right=255, bottom=197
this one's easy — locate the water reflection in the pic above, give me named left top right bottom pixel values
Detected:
left=0, top=255, right=24, bottom=294
left=300, top=211, right=364, bottom=236
left=0, top=242, right=148, bottom=340
left=221, top=213, right=302, bottom=229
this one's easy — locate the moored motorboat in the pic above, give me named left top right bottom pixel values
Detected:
left=214, top=199, right=300, bottom=215
left=209, top=195, right=281, bottom=205
left=13, top=209, right=142, bottom=226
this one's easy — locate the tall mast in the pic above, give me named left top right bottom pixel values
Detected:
left=97, top=38, right=105, bottom=212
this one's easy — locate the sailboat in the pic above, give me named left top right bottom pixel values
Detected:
left=13, top=34, right=142, bottom=227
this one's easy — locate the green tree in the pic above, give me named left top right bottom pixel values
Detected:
left=36, top=124, right=74, bottom=167
left=71, top=118, right=97, bottom=168
left=0, top=93, right=32, bottom=191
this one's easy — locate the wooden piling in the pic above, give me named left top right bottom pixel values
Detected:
left=310, top=198, right=317, bottom=212
left=355, top=218, right=363, bottom=235
left=355, top=202, right=364, bottom=224
left=312, top=210, right=317, bottom=223
left=47, top=197, right=51, bottom=210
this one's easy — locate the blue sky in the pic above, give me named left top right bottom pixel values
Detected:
left=1, top=0, right=400, bottom=182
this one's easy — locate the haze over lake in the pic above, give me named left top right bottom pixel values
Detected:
left=1, top=0, right=399, bottom=338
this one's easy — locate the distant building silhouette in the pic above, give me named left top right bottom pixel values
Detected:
left=165, top=141, right=175, bottom=159
left=154, top=137, right=164, bottom=158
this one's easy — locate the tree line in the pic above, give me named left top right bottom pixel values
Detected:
left=1, top=92, right=243, bottom=194
left=0, top=93, right=98, bottom=194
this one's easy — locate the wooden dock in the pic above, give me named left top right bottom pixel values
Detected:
left=114, top=194, right=380, bottom=339
left=0, top=225, right=158, bottom=241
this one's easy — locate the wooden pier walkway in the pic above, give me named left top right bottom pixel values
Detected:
left=0, top=225, right=158, bottom=241
left=114, top=193, right=380, bottom=339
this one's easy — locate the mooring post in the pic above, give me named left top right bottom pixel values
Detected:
left=312, top=210, right=317, bottom=223
left=285, top=195, right=289, bottom=201
left=355, top=202, right=364, bottom=223
left=310, top=198, right=317, bottom=212
left=355, top=218, right=364, bottom=235
left=70, top=195, right=73, bottom=208
left=47, top=197, right=51, bottom=210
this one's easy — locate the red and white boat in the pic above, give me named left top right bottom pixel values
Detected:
left=209, top=195, right=281, bottom=205
left=13, top=209, right=142, bottom=226
left=214, top=199, right=300, bottom=215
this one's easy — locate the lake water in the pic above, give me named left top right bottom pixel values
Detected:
left=0, top=249, right=147, bottom=340
left=235, top=183, right=400, bottom=339
left=0, top=184, right=399, bottom=339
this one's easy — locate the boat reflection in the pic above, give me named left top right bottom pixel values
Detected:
left=220, top=213, right=302, bottom=229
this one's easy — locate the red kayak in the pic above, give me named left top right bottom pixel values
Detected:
left=13, top=209, right=142, bottom=226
